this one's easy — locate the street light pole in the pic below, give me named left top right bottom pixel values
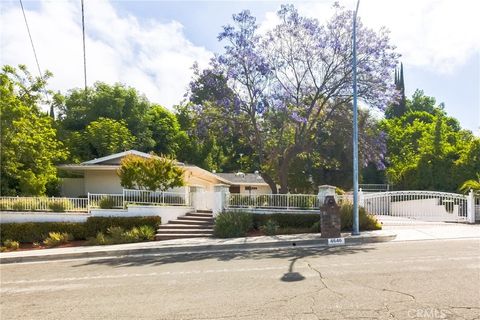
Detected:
left=352, top=0, right=360, bottom=236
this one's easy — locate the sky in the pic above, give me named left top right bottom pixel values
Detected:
left=1, top=0, right=479, bottom=134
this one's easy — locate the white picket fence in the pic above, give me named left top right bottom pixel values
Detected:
left=0, top=196, right=88, bottom=212
left=123, top=189, right=189, bottom=206
left=227, top=193, right=319, bottom=210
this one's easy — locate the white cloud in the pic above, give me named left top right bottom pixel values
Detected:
left=0, top=0, right=212, bottom=107
left=260, top=0, right=480, bottom=74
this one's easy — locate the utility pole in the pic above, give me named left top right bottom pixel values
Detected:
left=352, top=0, right=360, bottom=236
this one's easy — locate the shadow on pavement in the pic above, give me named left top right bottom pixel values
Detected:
left=72, top=245, right=376, bottom=269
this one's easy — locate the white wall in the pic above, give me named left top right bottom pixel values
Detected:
left=84, top=171, right=123, bottom=194
left=0, top=212, right=89, bottom=223
left=90, top=205, right=193, bottom=224
left=61, top=178, right=85, bottom=197
left=1, top=206, right=193, bottom=224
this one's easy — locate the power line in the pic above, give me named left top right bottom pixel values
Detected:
left=81, top=0, right=87, bottom=92
left=19, top=0, right=42, bottom=79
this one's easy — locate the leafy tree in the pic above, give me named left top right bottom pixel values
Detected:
left=57, top=82, right=154, bottom=153
left=118, top=154, right=185, bottom=191
left=0, top=65, right=67, bottom=195
left=189, top=4, right=398, bottom=193
left=83, top=118, right=136, bottom=158
left=146, top=105, right=183, bottom=156
left=382, top=90, right=478, bottom=192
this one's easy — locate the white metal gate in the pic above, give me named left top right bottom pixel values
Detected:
left=191, top=188, right=214, bottom=211
left=363, top=191, right=468, bottom=223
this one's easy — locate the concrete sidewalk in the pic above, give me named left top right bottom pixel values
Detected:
left=2, top=222, right=478, bottom=264
left=0, top=230, right=396, bottom=264
left=385, top=222, right=480, bottom=241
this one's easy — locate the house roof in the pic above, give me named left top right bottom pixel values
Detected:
left=214, top=172, right=268, bottom=186
left=58, top=150, right=269, bottom=187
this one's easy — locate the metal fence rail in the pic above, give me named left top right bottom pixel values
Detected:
left=88, top=194, right=124, bottom=209
left=123, top=189, right=188, bottom=206
left=0, top=196, right=88, bottom=212
left=362, top=191, right=468, bottom=222
left=227, top=193, right=319, bottom=210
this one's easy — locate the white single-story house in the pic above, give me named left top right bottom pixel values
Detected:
left=58, top=150, right=272, bottom=197
left=215, top=173, right=272, bottom=195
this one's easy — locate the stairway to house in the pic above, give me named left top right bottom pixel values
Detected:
left=155, top=210, right=214, bottom=241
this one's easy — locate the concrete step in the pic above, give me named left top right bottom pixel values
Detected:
left=178, top=215, right=213, bottom=221
left=168, top=219, right=214, bottom=226
left=156, top=229, right=213, bottom=235
left=158, top=224, right=214, bottom=230
left=185, top=213, right=213, bottom=218
left=177, top=216, right=213, bottom=223
left=196, top=210, right=213, bottom=214
left=155, top=234, right=212, bottom=241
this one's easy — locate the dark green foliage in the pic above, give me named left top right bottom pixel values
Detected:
left=260, top=219, right=279, bottom=236
left=0, top=222, right=87, bottom=243
left=47, top=199, right=69, bottom=212
left=99, top=197, right=116, bottom=209
left=252, top=213, right=320, bottom=230
left=340, top=204, right=382, bottom=231
left=83, top=216, right=161, bottom=239
left=0, top=216, right=161, bottom=243
left=213, top=212, right=253, bottom=238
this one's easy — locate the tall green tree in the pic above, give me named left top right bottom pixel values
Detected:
left=0, top=65, right=67, bottom=195
left=382, top=90, right=478, bottom=192
left=83, top=118, right=136, bottom=158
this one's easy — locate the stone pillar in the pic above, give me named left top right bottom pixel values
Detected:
left=320, top=196, right=341, bottom=238
left=317, top=185, right=337, bottom=205
left=467, top=189, right=475, bottom=224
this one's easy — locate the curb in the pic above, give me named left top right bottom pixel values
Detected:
left=0, top=233, right=396, bottom=264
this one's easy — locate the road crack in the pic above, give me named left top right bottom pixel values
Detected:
left=305, top=261, right=345, bottom=298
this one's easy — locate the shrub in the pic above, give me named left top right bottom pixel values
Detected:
left=0, top=200, right=9, bottom=211
left=3, top=239, right=20, bottom=251
left=122, top=228, right=142, bottom=243
left=48, top=199, right=70, bottom=212
left=253, top=213, right=320, bottom=229
left=107, top=226, right=125, bottom=244
left=136, top=225, right=156, bottom=241
left=261, top=219, right=279, bottom=236
left=0, top=222, right=87, bottom=243
left=340, top=204, right=382, bottom=231
left=0, top=216, right=161, bottom=243
left=43, top=232, right=72, bottom=247
left=99, top=197, right=116, bottom=209
left=88, top=232, right=110, bottom=246
left=12, top=199, right=31, bottom=211
left=214, top=211, right=253, bottom=238
left=310, top=221, right=321, bottom=233
left=84, top=216, right=161, bottom=237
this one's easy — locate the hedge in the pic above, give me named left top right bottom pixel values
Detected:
left=0, top=216, right=161, bottom=243
left=252, top=205, right=381, bottom=232
left=253, top=213, right=320, bottom=229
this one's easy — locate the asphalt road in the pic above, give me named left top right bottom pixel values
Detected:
left=1, top=239, right=479, bottom=320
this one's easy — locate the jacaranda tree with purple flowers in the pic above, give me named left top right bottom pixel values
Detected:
left=189, top=4, right=399, bottom=193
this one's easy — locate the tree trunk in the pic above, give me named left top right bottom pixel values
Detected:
left=261, top=173, right=278, bottom=194
left=278, top=145, right=302, bottom=194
